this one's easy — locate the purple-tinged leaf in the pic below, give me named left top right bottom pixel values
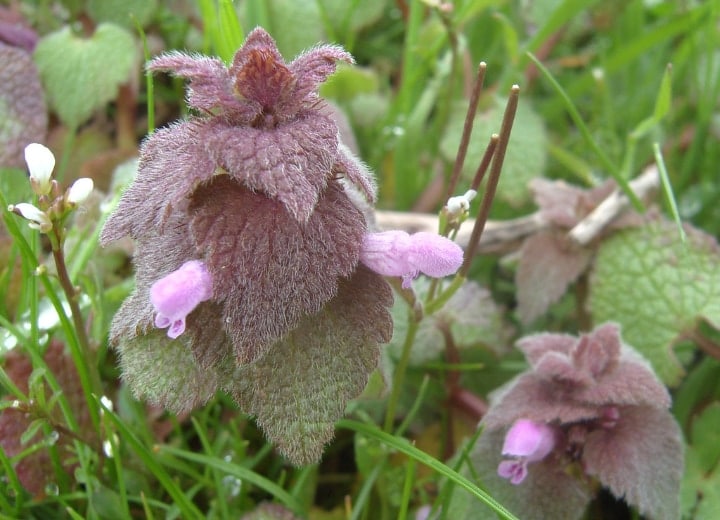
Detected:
left=0, top=43, right=46, bottom=168
left=188, top=176, right=365, bottom=364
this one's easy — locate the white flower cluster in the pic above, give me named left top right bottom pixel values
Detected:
left=7, top=143, right=94, bottom=233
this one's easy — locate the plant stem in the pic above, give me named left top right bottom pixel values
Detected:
left=444, top=62, right=487, bottom=202
left=51, top=226, right=103, bottom=429
left=470, top=134, right=499, bottom=192
left=459, top=85, right=520, bottom=278
left=383, top=314, right=419, bottom=432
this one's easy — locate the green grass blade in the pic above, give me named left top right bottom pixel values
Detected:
left=337, top=419, right=519, bottom=520
left=653, top=63, right=673, bottom=121
left=526, top=52, right=643, bottom=210
left=160, top=445, right=304, bottom=515
left=218, top=0, right=244, bottom=61
left=653, top=143, right=685, bottom=243
left=133, top=16, right=155, bottom=134
left=500, top=0, right=600, bottom=89
left=197, top=0, right=217, bottom=55
left=190, top=417, right=229, bottom=519
left=98, top=399, right=205, bottom=519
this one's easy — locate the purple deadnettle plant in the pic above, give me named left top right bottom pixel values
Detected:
left=452, top=323, right=683, bottom=520
left=101, top=28, right=464, bottom=464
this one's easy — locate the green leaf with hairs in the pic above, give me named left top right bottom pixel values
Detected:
left=228, top=267, right=392, bottom=465
left=589, top=220, right=720, bottom=385
left=34, top=23, right=136, bottom=129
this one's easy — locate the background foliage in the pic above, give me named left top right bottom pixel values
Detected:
left=1, top=0, right=719, bottom=518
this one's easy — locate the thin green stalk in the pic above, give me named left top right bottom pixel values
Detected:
left=383, top=314, right=419, bottom=432
left=425, top=275, right=465, bottom=316
left=69, top=187, right=122, bottom=280
left=51, top=230, right=98, bottom=380
left=395, top=375, right=431, bottom=437
left=0, top=446, right=24, bottom=515
left=49, top=231, right=102, bottom=434
left=1, top=193, right=102, bottom=436
left=0, top=196, right=84, bottom=432
left=160, top=445, right=304, bottom=515
left=437, top=426, right=485, bottom=519
left=337, top=420, right=519, bottom=520
left=653, top=142, right=685, bottom=242
left=349, top=461, right=386, bottom=520
left=98, top=399, right=205, bottom=520
left=191, top=417, right=230, bottom=520
left=396, top=0, right=426, bottom=116
left=28, top=223, right=39, bottom=350
left=105, top=427, right=131, bottom=520
left=133, top=17, right=155, bottom=134
left=527, top=52, right=645, bottom=210
left=397, top=458, right=416, bottom=520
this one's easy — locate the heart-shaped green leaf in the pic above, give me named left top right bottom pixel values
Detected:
left=34, top=23, right=136, bottom=129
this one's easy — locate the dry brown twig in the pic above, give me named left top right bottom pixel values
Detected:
left=375, top=164, right=660, bottom=254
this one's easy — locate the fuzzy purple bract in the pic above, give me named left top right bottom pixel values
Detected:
left=450, top=323, right=683, bottom=520
left=101, top=28, right=393, bottom=464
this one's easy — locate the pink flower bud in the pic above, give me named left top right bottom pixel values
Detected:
left=360, top=230, right=464, bottom=289
left=497, top=419, right=556, bottom=485
left=150, top=260, right=213, bottom=339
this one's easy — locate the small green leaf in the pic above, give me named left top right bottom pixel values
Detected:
left=19, top=418, right=45, bottom=447
left=34, top=23, right=137, bottom=129
left=589, top=221, right=720, bottom=385
left=629, top=65, right=673, bottom=140
left=653, top=63, right=673, bottom=121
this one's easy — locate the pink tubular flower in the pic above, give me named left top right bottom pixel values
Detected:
left=360, top=231, right=464, bottom=288
left=150, top=260, right=213, bottom=339
left=497, top=418, right=556, bottom=485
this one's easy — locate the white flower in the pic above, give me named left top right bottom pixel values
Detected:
left=24, top=143, right=55, bottom=196
left=8, top=203, right=52, bottom=232
left=446, top=189, right=477, bottom=216
left=66, top=178, right=94, bottom=205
